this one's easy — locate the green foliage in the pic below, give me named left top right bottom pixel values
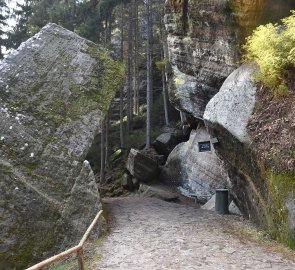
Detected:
left=0, top=0, right=8, bottom=58
left=87, top=43, right=125, bottom=113
left=5, top=0, right=124, bottom=49
left=244, top=11, right=295, bottom=95
left=155, top=58, right=168, bottom=72
left=7, top=0, right=33, bottom=49
left=266, top=170, right=295, bottom=247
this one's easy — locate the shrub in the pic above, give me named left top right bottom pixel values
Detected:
left=244, top=11, right=295, bottom=95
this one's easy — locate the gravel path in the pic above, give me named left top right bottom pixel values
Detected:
left=94, top=196, right=295, bottom=270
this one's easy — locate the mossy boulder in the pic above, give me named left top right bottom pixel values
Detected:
left=0, top=23, right=123, bottom=269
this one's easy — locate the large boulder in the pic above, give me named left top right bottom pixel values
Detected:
left=204, top=64, right=295, bottom=246
left=126, top=149, right=160, bottom=183
left=162, top=128, right=227, bottom=203
left=153, top=132, right=176, bottom=157
left=204, top=64, right=257, bottom=143
left=0, top=23, right=122, bottom=269
left=139, top=184, right=179, bottom=202
left=153, top=129, right=188, bottom=157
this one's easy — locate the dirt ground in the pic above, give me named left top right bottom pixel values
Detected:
left=91, top=196, right=295, bottom=270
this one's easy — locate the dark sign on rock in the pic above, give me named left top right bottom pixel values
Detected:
left=198, top=141, right=211, bottom=152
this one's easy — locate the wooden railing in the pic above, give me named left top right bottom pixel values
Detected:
left=26, top=210, right=104, bottom=270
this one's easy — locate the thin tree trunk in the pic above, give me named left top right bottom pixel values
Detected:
left=120, top=86, right=124, bottom=148
left=126, top=3, right=133, bottom=133
left=105, top=112, right=109, bottom=169
left=120, top=2, right=124, bottom=148
left=133, top=1, right=140, bottom=115
left=120, top=2, right=124, bottom=59
left=163, top=38, right=170, bottom=90
left=159, top=18, right=169, bottom=126
left=108, top=11, right=112, bottom=44
left=100, top=119, right=106, bottom=183
left=104, top=18, right=108, bottom=46
left=149, top=1, right=153, bottom=106
left=161, top=48, right=169, bottom=126
left=146, top=0, right=152, bottom=148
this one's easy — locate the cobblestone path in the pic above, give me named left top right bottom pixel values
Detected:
left=94, top=196, right=295, bottom=270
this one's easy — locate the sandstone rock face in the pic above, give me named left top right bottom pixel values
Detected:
left=164, top=0, right=295, bottom=247
left=0, top=23, right=121, bottom=269
left=204, top=65, right=295, bottom=246
left=165, top=0, right=240, bottom=119
left=165, top=0, right=295, bottom=119
left=162, top=128, right=227, bottom=203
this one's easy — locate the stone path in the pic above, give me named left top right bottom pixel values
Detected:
left=94, top=196, right=295, bottom=270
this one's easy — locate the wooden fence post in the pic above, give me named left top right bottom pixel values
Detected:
left=77, top=248, right=85, bottom=270
left=25, top=210, right=103, bottom=270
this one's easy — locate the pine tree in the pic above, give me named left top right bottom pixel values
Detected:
left=0, top=0, right=8, bottom=58
left=7, top=0, right=33, bottom=49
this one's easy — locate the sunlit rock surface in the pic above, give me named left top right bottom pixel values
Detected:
left=204, top=64, right=257, bottom=143
left=162, top=128, right=227, bottom=203
left=204, top=65, right=295, bottom=246
left=0, top=23, right=121, bottom=269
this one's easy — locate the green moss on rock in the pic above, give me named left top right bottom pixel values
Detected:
left=86, top=42, right=125, bottom=114
left=266, top=171, right=295, bottom=247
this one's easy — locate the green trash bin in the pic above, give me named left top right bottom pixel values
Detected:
left=215, top=189, right=229, bottom=214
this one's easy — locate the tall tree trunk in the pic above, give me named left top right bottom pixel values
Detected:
left=108, top=12, right=112, bottom=44
left=121, top=2, right=124, bottom=59
left=104, top=18, right=108, bottom=46
left=100, top=118, right=106, bottom=183
left=161, top=47, right=169, bottom=126
left=126, top=3, right=133, bottom=133
left=105, top=112, right=109, bottom=169
left=133, top=0, right=140, bottom=115
left=159, top=9, right=169, bottom=126
left=159, top=15, right=169, bottom=126
left=120, top=2, right=124, bottom=148
left=146, top=0, right=153, bottom=148
left=120, top=85, right=124, bottom=148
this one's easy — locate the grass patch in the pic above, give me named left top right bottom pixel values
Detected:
left=221, top=216, right=295, bottom=261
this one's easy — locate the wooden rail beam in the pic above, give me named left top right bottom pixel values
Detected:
left=25, top=210, right=104, bottom=270
left=79, top=210, right=103, bottom=247
left=26, top=245, right=81, bottom=270
left=77, top=249, right=85, bottom=270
